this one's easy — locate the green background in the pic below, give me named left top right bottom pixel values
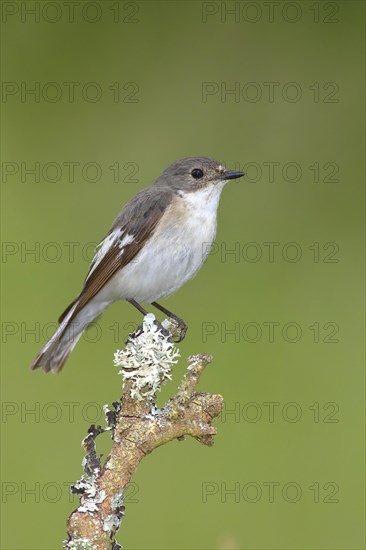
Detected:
left=1, top=1, right=365, bottom=548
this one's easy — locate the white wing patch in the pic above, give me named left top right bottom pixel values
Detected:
left=86, top=229, right=134, bottom=282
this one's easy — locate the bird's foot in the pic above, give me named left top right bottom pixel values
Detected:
left=166, top=316, right=188, bottom=343
left=149, top=302, right=188, bottom=343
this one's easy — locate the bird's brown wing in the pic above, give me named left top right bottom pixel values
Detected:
left=58, top=186, right=173, bottom=324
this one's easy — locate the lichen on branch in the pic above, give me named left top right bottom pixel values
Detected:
left=65, top=314, right=223, bottom=549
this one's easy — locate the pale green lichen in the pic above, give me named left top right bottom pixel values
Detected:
left=111, top=490, right=124, bottom=510
left=73, top=475, right=106, bottom=513
left=102, top=491, right=124, bottom=534
left=63, top=537, right=95, bottom=549
left=103, top=513, right=121, bottom=533
left=114, top=314, right=180, bottom=401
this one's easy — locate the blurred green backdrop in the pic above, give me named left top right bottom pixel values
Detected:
left=1, top=1, right=365, bottom=549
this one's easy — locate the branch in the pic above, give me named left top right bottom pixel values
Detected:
left=64, top=314, right=223, bottom=549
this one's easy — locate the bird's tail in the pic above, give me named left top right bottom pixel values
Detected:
left=31, top=301, right=83, bottom=373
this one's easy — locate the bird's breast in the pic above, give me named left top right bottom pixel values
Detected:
left=159, top=183, right=225, bottom=249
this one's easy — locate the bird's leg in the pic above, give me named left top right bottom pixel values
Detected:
left=126, top=299, right=171, bottom=342
left=151, top=301, right=188, bottom=342
left=128, top=298, right=148, bottom=317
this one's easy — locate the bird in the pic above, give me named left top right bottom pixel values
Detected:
left=31, top=156, right=244, bottom=373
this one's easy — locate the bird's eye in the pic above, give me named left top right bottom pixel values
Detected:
left=191, top=168, right=204, bottom=179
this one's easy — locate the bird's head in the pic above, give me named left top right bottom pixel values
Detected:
left=156, top=156, right=244, bottom=193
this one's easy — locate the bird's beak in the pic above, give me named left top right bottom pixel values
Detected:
left=221, top=170, right=245, bottom=180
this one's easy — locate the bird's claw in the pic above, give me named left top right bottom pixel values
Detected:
left=174, top=320, right=188, bottom=343
left=166, top=317, right=188, bottom=343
